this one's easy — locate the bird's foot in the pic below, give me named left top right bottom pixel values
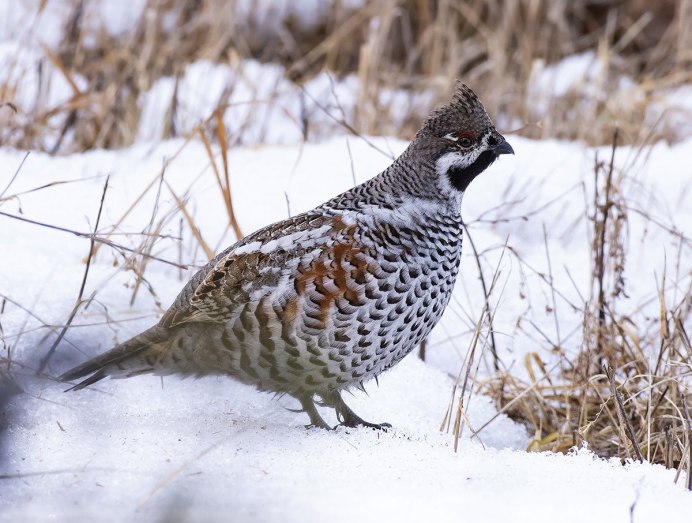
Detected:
left=337, top=410, right=391, bottom=431
left=295, top=394, right=333, bottom=430
left=322, top=390, right=392, bottom=431
left=305, top=421, right=335, bottom=431
left=342, top=420, right=391, bottom=431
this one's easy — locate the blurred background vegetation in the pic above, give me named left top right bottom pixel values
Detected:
left=1, top=0, right=691, bottom=152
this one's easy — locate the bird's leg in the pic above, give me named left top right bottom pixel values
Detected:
left=320, top=390, right=392, bottom=431
left=295, top=393, right=333, bottom=430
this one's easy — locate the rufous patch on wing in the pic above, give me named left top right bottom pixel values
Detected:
left=281, top=295, right=299, bottom=325
left=294, top=216, right=367, bottom=327
left=330, top=215, right=347, bottom=232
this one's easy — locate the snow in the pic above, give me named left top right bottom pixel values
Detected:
left=0, top=42, right=86, bottom=114
left=528, top=51, right=692, bottom=141
left=235, top=0, right=366, bottom=35
left=136, top=59, right=431, bottom=146
left=1, top=132, right=691, bottom=520
left=4, top=358, right=692, bottom=522
left=530, top=52, right=604, bottom=100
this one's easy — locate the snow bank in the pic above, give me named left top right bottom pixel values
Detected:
left=3, top=357, right=691, bottom=522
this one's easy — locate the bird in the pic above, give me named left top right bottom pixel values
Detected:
left=60, top=82, right=514, bottom=430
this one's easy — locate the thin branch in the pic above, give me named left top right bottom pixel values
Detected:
left=0, top=151, right=30, bottom=199
left=298, top=84, right=395, bottom=160
left=0, top=210, right=187, bottom=269
left=462, top=222, right=500, bottom=371
left=37, top=176, right=110, bottom=373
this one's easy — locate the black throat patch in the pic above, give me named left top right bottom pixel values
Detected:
left=446, top=150, right=497, bottom=192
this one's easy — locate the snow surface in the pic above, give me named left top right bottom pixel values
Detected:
left=3, top=358, right=692, bottom=523
left=1, top=134, right=690, bottom=521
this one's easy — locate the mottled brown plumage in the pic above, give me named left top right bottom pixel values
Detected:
left=61, top=82, right=513, bottom=429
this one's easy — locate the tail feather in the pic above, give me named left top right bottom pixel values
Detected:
left=64, top=369, right=107, bottom=391
left=60, top=326, right=170, bottom=391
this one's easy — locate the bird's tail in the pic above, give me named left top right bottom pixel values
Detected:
left=59, top=325, right=172, bottom=391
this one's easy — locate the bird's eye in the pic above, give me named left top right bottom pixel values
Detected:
left=455, top=131, right=475, bottom=148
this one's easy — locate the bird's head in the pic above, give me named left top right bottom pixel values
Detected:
left=412, top=82, right=513, bottom=197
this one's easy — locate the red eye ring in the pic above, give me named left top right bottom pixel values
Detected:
left=456, top=131, right=475, bottom=147
left=456, top=131, right=475, bottom=140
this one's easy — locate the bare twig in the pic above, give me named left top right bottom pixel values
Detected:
left=595, top=128, right=619, bottom=350
left=461, top=222, right=499, bottom=372
left=450, top=239, right=507, bottom=451
left=164, top=181, right=214, bottom=260
left=604, top=363, right=644, bottom=462
left=0, top=210, right=186, bottom=269
left=683, top=395, right=692, bottom=491
left=298, top=85, right=395, bottom=160
left=214, top=110, right=243, bottom=240
left=0, top=151, right=30, bottom=199
left=38, top=176, right=110, bottom=373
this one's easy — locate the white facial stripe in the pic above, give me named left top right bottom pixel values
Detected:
left=435, top=149, right=482, bottom=174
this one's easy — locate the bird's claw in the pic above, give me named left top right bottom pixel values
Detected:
left=305, top=422, right=335, bottom=431
left=340, top=421, right=391, bottom=432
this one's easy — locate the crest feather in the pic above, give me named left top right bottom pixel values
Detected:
left=417, top=81, right=494, bottom=138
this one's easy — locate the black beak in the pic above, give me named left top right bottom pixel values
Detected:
left=494, top=141, right=514, bottom=156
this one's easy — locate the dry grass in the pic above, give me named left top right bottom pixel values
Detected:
left=479, top=267, right=691, bottom=473
left=1, top=0, right=692, bottom=152
left=441, top=133, right=691, bottom=479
